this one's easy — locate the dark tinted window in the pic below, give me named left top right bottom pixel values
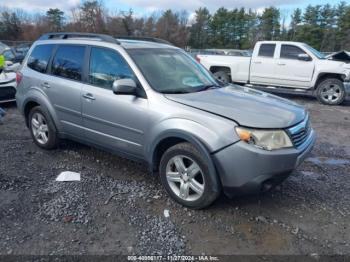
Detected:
left=27, top=45, right=54, bottom=73
left=258, top=44, right=276, bottom=57
left=89, top=47, right=134, bottom=89
left=52, top=45, right=85, bottom=81
left=281, top=45, right=307, bottom=60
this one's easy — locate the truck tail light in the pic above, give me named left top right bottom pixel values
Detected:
left=16, top=72, right=23, bottom=85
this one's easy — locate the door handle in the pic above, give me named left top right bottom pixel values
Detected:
left=83, top=93, right=96, bottom=100
left=253, top=61, right=262, bottom=64
left=41, top=82, right=50, bottom=88
left=277, top=62, right=286, bottom=66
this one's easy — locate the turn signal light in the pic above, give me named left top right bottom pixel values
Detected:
left=237, top=129, right=251, bottom=142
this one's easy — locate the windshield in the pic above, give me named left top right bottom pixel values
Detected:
left=303, top=44, right=326, bottom=59
left=127, top=48, right=221, bottom=94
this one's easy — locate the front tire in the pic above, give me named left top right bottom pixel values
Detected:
left=159, top=142, right=220, bottom=209
left=28, top=106, right=59, bottom=149
left=316, top=78, right=345, bottom=105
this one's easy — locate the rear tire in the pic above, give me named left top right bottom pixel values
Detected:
left=316, top=78, right=345, bottom=105
left=28, top=106, right=59, bottom=149
left=159, top=142, right=220, bottom=209
left=213, top=70, right=230, bottom=84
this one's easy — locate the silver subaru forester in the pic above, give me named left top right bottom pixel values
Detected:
left=16, top=33, right=316, bottom=209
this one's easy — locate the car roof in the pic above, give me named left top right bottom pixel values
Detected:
left=36, top=33, right=177, bottom=50
left=117, top=39, right=177, bottom=49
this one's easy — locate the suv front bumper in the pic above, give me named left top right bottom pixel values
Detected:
left=213, top=129, right=316, bottom=197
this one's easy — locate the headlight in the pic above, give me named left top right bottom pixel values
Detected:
left=235, top=127, right=293, bottom=150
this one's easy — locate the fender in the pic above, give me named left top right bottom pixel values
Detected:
left=22, top=87, right=62, bottom=131
left=148, top=129, right=223, bottom=192
left=146, top=117, right=237, bottom=161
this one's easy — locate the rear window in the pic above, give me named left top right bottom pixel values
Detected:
left=258, top=44, right=276, bottom=58
left=52, top=45, right=85, bottom=81
left=27, top=45, right=54, bottom=73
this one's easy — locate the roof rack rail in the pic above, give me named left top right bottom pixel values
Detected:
left=38, top=32, right=120, bottom=45
left=116, top=36, right=173, bottom=45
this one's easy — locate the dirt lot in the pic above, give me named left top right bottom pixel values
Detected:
left=0, top=96, right=350, bottom=257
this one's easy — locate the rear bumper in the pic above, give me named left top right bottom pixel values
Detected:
left=213, top=129, right=316, bottom=197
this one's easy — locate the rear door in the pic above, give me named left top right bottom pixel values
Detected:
left=81, top=46, right=148, bottom=157
left=45, top=44, right=86, bottom=136
left=274, top=44, right=315, bottom=88
left=250, top=43, right=277, bottom=85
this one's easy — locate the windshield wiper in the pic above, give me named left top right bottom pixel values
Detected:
left=162, top=89, right=191, bottom=94
left=196, top=84, right=221, bottom=92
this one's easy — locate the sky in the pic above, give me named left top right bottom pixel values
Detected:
left=0, top=0, right=348, bottom=19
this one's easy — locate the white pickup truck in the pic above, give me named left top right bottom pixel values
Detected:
left=197, top=41, right=350, bottom=105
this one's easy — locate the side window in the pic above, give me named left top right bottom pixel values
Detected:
left=52, top=45, right=85, bottom=81
left=3, top=50, right=15, bottom=61
left=280, top=45, right=307, bottom=60
left=258, top=44, right=276, bottom=58
left=89, top=47, right=135, bottom=89
left=27, top=45, right=54, bottom=73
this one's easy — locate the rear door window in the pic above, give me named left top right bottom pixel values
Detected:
left=27, top=45, right=54, bottom=73
left=52, top=45, right=85, bottom=81
left=258, top=44, right=276, bottom=58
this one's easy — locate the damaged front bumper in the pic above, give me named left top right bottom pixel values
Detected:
left=344, top=82, right=350, bottom=97
left=213, top=128, right=316, bottom=198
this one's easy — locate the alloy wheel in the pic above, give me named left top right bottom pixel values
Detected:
left=320, top=83, right=342, bottom=103
left=31, top=112, right=49, bottom=145
left=165, top=155, right=205, bottom=202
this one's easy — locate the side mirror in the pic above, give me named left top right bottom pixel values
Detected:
left=112, top=78, right=137, bottom=96
left=298, top=53, right=312, bottom=61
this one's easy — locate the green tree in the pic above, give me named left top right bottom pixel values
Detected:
left=319, top=4, right=336, bottom=51
left=337, top=3, right=350, bottom=50
left=259, top=7, right=280, bottom=40
left=298, top=5, right=323, bottom=49
left=189, top=7, right=210, bottom=48
left=46, top=8, right=64, bottom=32
left=289, top=8, right=302, bottom=40
left=209, top=7, right=230, bottom=47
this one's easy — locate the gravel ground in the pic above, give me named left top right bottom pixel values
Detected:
left=0, top=95, right=349, bottom=256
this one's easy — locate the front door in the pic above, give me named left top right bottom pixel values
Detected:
left=274, top=44, right=315, bottom=88
left=81, top=47, right=148, bottom=157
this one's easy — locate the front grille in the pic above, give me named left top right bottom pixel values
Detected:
left=288, top=117, right=311, bottom=148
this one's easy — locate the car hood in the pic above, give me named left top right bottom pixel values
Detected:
left=165, top=85, right=307, bottom=129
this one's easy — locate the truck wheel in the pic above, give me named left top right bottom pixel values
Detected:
left=213, top=71, right=230, bottom=84
left=316, top=78, right=345, bottom=105
left=28, top=106, right=59, bottom=149
left=159, top=142, right=220, bottom=209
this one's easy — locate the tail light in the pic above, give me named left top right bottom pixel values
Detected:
left=195, top=55, right=200, bottom=63
left=16, top=71, right=23, bottom=85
